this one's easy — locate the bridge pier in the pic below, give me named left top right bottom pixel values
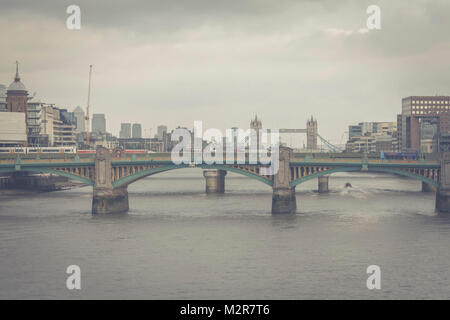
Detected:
left=92, top=146, right=129, bottom=215
left=92, top=186, right=129, bottom=215
left=436, top=152, right=450, bottom=213
left=272, top=187, right=296, bottom=213
left=203, top=170, right=227, bottom=194
left=318, top=175, right=329, bottom=193
left=272, top=147, right=296, bottom=214
left=422, top=181, right=435, bottom=192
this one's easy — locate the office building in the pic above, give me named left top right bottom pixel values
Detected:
left=120, top=123, right=132, bottom=139
left=346, top=121, right=397, bottom=153
left=156, top=125, right=168, bottom=141
left=73, top=106, right=85, bottom=134
left=132, top=123, right=142, bottom=138
left=40, top=105, right=76, bottom=146
left=399, top=96, right=450, bottom=152
left=348, top=125, right=362, bottom=138
left=92, top=113, right=106, bottom=134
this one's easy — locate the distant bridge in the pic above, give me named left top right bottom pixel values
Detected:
left=271, top=129, right=343, bottom=152
left=0, top=147, right=448, bottom=215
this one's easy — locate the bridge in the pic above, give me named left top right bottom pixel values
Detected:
left=0, top=146, right=448, bottom=215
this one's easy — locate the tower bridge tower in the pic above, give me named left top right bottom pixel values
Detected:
left=306, top=116, right=318, bottom=150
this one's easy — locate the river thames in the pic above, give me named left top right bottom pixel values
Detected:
left=0, top=170, right=449, bottom=299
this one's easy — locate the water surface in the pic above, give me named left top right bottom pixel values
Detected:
left=0, top=170, right=449, bottom=299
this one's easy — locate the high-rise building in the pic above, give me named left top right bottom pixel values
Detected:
left=92, top=113, right=106, bottom=134
left=120, top=123, right=131, bottom=139
left=73, top=106, right=85, bottom=134
left=156, top=125, right=168, bottom=141
left=306, top=116, right=318, bottom=150
left=132, top=123, right=142, bottom=138
left=400, top=96, right=450, bottom=152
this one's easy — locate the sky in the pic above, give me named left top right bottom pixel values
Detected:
left=1, top=0, right=449, bottom=145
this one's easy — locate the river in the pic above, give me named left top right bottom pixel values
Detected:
left=0, top=170, right=449, bottom=299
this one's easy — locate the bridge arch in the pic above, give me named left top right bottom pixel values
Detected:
left=289, top=166, right=439, bottom=189
left=0, top=167, right=94, bottom=186
left=112, top=164, right=273, bottom=188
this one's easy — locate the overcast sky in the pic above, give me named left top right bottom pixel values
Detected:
left=1, top=0, right=449, bottom=145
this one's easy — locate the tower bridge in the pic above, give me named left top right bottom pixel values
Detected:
left=0, top=146, right=447, bottom=215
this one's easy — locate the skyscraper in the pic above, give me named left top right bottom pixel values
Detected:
left=132, top=123, right=142, bottom=138
left=92, top=113, right=106, bottom=134
left=156, top=125, right=168, bottom=140
left=73, top=106, right=85, bottom=134
left=120, top=123, right=131, bottom=139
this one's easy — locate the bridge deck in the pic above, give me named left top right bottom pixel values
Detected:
left=0, top=155, right=441, bottom=168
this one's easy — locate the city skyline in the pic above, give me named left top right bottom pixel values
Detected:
left=1, top=0, right=450, bottom=141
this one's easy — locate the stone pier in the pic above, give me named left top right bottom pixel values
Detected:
left=436, top=152, right=450, bottom=212
left=92, top=147, right=129, bottom=214
left=272, top=147, right=296, bottom=213
left=318, top=175, right=329, bottom=193
left=272, top=187, right=296, bottom=213
left=92, top=186, right=129, bottom=215
left=203, top=170, right=227, bottom=194
left=422, top=181, right=435, bottom=192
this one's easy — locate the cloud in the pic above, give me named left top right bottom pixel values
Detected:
left=325, top=28, right=368, bottom=37
left=0, top=0, right=449, bottom=144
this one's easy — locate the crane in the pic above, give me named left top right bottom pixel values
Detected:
left=85, top=65, right=92, bottom=147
